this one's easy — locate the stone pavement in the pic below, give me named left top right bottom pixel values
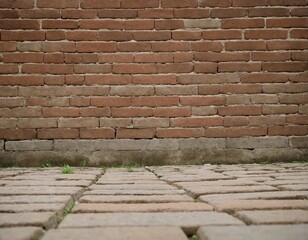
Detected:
left=0, top=163, right=308, bottom=240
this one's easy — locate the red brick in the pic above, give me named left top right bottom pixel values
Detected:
left=181, top=96, right=225, bottom=106
left=233, top=0, right=268, bottom=6
left=152, top=42, right=190, bottom=52
left=0, top=129, right=36, bottom=140
left=74, top=64, right=111, bottom=74
left=37, top=0, right=78, bottom=8
left=155, top=20, right=184, bottom=30
left=80, top=128, right=115, bottom=139
left=62, top=9, right=97, bottom=18
left=113, top=64, right=156, bottom=74
left=198, top=85, right=221, bottom=95
left=121, top=0, right=159, bottom=8
left=79, top=20, right=123, bottom=29
left=117, top=42, right=151, bottom=52
left=45, top=76, right=65, bottom=85
left=191, top=42, right=223, bottom=52
left=194, top=63, right=217, bottom=73
left=98, top=31, right=132, bottom=41
left=0, top=0, right=34, bottom=9
left=291, top=29, right=308, bottom=39
left=43, top=107, right=79, bottom=117
left=174, top=9, right=209, bottom=18
left=98, top=9, right=137, bottom=18
left=245, top=30, right=288, bottom=39
left=154, top=107, right=191, bottom=117
left=218, top=106, right=262, bottom=116
left=22, top=64, right=73, bottom=74
left=287, top=115, right=308, bottom=125
left=262, top=105, right=298, bottom=114
left=267, top=40, right=308, bottom=50
left=269, top=126, right=308, bottom=136
left=138, top=9, right=174, bottom=18
left=133, top=31, right=171, bottom=41
left=206, top=127, right=267, bottom=137
left=195, top=52, right=250, bottom=62
left=42, top=20, right=78, bottom=29
left=133, top=75, right=177, bottom=85
left=81, top=0, right=120, bottom=8
left=0, top=64, right=19, bottom=74
left=20, top=9, right=60, bottom=18
left=162, top=0, right=198, bottom=7
left=81, top=54, right=98, bottom=63
left=172, top=31, right=201, bottom=40
left=269, top=0, right=307, bottom=5
left=211, top=8, right=247, bottom=18
left=91, top=97, right=131, bottom=107
left=267, top=18, right=308, bottom=27
left=0, top=107, right=40, bottom=117
left=43, top=53, right=63, bottom=64
left=0, top=10, right=19, bottom=18
left=224, top=116, right=248, bottom=126
left=3, top=53, right=43, bottom=63
left=76, top=42, right=117, bottom=53
left=132, top=96, right=179, bottom=107
left=0, top=76, right=43, bottom=86
left=156, top=128, right=204, bottom=138
left=199, top=0, right=231, bottom=7
left=1, top=31, right=45, bottom=41
left=202, top=30, right=242, bottom=40
left=99, top=53, right=134, bottom=63
left=69, top=97, right=90, bottom=107
left=112, top=107, right=153, bottom=117
left=241, top=73, right=288, bottom=83
left=125, top=20, right=154, bottom=30
left=252, top=52, right=290, bottom=61
left=37, top=129, right=79, bottom=139
left=86, top=75, right=132, bottom=85
left=219, top=62, right=261, bottom=72
left=288, top=73, right=308, bottom=83
left=248, top=7, right=289, bottom=17
left=292, top=52, right=308, bottom=61
left=0, top=20, right=39, bottom=29
left=26, top=97, right=69, bottom=107
left=171, top=117, right=223, bottom=127
left=291, top=8, right=308, bottom=16
left=135, top=53, right=172, bottom=63
left=46, top=31, right=65, bottom=40
left=65, top=75, right=84, bottom=85
left=174, top=53, right=193, bottom=63
left=117, top=129, right=155, bottom=139
left=262, top=62, right=307, bottom=72
left=222, top=19, right=264, bottom=28
left=225, top=41, right=266, bottom=50
left=249, top=116, right=286, bottom=126
left=80, top=107, right=110, bottom=117
left=67, top=31, right=97, bottom=41
left=157, top=63, right=193, bottom=73
left=0, top=42, right=16, bottom=52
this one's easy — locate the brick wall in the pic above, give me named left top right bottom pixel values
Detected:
left=0, top=0, right=307, bottom=166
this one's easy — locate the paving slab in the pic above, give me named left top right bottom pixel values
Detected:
left=197, top=225, right=308, bottom=240
left=59, top=212, right=244, bottom=234
left=279, top=184, right=308, bottom=191
left=0, top=212, right=57, bottom=229
left=236, top=210, right=308, bottom=224
left=84, top=189, right=186, bottom=195
left=90, top=183, right=176, bottom=190
left=0, top=180, right=92, bottom=187
left=73, top=202, right=213, bottom=213
left=0, top=195, right=72, bottom=204
left=42, top=227, right=188, bottom=240
left=79, top=194, right=193, bottom=203
left=0, top=186, right=83, bottom=196
left=0, top=227, right=44, bottom=240
left=0, top=203, right=66, bottom=214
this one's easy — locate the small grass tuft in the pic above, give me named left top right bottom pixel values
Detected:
left=41, top=162, right=52, bottom=168
left=61, top=165, right=73, bottom=174
left=189, top=235, right=198, bottom=240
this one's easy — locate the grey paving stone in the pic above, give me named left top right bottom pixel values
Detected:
left=42, top=227, right=188, bottom=240
left=5, top=140, right=53, bottom=151
left=0, top=186, right=83, bottom=196
left=90, top=183, right=176, bottom=190
left=59, top=212, right=243, bottom=234
left=84, top=189, right=185, bottom=195
left=179, top=138, right=225, bottom=149
left=226, top=137, right=288, bottom=149
left=79, top=194, right=193, bottom=203
left=174, top=179, right=261, bottom=188
left=236, top=210, right=308, bottom=224
left=199, top=191, right=308, bottom=202
left=197, top=225, right=308, bottom=240
left=0, top=212, right=57, bottom=229
left=0, top=140, right=4, bottom=151
left=210, top=200, right=308, bottom=212
left=1, top=180, right=92, bottom=187
left=160, top=174, right=233, bottom=183
left=279, top=184, right=308, bottom=191
left=4, top=173, right=97, bottom=181
left=0, top=203, right=66, bottom=214
left=0, top=195, right=72, bottom=204
left=0, top=227, right=44, bottom=240
left=73, top=202, right=213, bottom=213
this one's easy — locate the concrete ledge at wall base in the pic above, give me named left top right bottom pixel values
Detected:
left=0, top=137, right=307, bottom=167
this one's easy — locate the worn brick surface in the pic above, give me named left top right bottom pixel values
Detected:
left=198, top=225, right=308, bottom=240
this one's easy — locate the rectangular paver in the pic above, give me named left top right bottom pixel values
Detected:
left=42, top=227, right=188, bottom=240
left=198, top=225, right=308, bottom=240
left=0, top=227, right=44, bottom=240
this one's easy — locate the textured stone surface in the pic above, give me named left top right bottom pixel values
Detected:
left=73, top=202, right=213, bottom=213
left=0, top=195, right=72, bottom=204
left=226, top=137, right=289, bottom=149
left=42, top=227, right=188, bottom=240
left=198, top=225, right=308, bottom=240
left=0, top=203, right=66, bottom=214
left=5, top=140, right=53, bottom=151
left=0, top=227, right=44, bottom=240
